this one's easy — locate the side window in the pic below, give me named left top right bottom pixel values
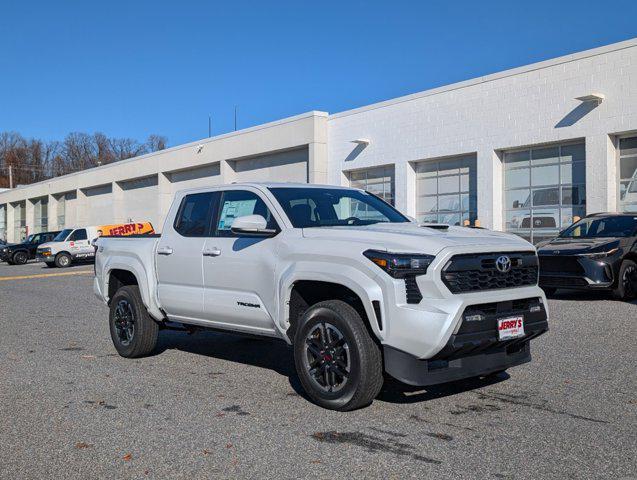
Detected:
left=70, top=229, right=88, bottom=241
left=215, top=190, right=278, bottom=237
left=174, top=192, right=217, bottom=237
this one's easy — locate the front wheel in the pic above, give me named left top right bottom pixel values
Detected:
left=293, top=300, right=383, bottom=411
left=54, top=252, right=72, bottom=268
left=109, top=285, right=158, bottom=358
left=613, top=260, right=637, bottom=301
left=12, top=251, right=28, bottom=265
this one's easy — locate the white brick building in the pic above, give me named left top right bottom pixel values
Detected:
left=1, top=38, right=636, bottom=244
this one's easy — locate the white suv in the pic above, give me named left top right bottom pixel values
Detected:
left=94, top=183, right=548, bottom=410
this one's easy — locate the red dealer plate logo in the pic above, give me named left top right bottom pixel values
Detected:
left=497, top=316, right=525, bottom=341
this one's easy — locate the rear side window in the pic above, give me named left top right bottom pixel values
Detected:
left=69, top=229, right=88, bottom=241
left=174, top=192, right=217, bottom=237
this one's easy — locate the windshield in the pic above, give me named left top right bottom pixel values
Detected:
left=559, top=216, right=637, bottom=238
left=53, top=229, right=73, bottom=242
left=269, top=187, right=410, bottom=228
left=25, top=234, right=35, bottom=243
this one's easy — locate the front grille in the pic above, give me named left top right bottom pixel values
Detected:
left=539, top=255, right=584, bottom=274
left=442, top=251, right=538, bottom=294
left=404, top=275, right=423, bottom=304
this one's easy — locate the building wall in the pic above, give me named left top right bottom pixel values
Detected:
left=328, top=38, right=637, bottom=230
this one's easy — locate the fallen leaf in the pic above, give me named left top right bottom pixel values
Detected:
left=310, top=460, right=321, bottom=464
left=203, top=449, right=211, bottom=455
left=226, top=443, right=233, bottom=449
left=81, top=355, right=95, bottom=360
left=123, top=453, right=132, bottom=461
left=75, top=442, right=93, bottom=449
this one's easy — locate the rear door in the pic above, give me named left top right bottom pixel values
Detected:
left=201, top=188, right=281, bottom=333
left=156, top=191, right=219, bottom=321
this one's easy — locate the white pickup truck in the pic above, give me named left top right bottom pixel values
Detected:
left=94, top=183, right=548, bottom=411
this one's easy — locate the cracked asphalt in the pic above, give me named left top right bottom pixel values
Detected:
left=1, top=262, right=636, bottom=479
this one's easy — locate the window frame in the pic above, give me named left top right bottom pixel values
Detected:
left=173, top=191, right=219, bottom=238
left=211, top=189, right=280, bottom=238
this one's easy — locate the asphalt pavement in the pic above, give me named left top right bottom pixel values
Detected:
left=0, top=261, right=635, bottom=479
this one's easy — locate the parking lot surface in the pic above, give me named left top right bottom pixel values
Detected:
left=1, top=261, right=636, bottom=479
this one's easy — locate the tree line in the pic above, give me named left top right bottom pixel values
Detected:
left=0, top=131, right=167, bottom=188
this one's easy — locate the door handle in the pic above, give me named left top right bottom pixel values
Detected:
left=157, top=246, right=174, bottom=255
left=202, top=247, right=221, bottom=257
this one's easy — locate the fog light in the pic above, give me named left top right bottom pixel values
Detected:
left=530, top=305, right=541, bottom=312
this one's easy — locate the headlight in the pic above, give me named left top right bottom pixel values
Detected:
left=363, top=249, right=435, bottom=278
left=577, top=247, right=619, bottom=260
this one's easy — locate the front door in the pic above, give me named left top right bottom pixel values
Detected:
left=156, top=191, right=219, bottom=321
left=67, top=228, right=94, bottom=261
left=201, top=188, right=281, bottom=334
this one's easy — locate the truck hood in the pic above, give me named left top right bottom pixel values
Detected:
left=302, top=223, right=532, bottom=254
left=537, top=237, right=621, bottom=255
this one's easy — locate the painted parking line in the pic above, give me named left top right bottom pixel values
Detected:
left=0, top=270, right=94, bottom=282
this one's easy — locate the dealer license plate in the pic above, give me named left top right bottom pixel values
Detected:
left=497, top=316, right=525, bottom=341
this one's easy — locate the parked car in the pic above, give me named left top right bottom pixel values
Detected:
left=0, top=231, right=61, bottom=265
left=37, top=222, right=154, bottom=268
left=94, top=183, right=549, bottom=411
left=537, top=213, right=637, bottom=299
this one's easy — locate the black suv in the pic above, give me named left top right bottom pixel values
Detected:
left=0, top=231, right=61, bottom=265
left=537, top=213, right=637, bottom=300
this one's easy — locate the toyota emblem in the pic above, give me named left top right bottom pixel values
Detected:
left=495, top=255, right=512, bottom=273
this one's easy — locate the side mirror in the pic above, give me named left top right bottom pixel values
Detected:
left=513, top=200, right=520, bottom=208
left=231, top=215, right=277, bottom=237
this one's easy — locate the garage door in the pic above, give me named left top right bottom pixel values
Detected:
left=230, top=148, right=308, bottom=183
left=83, top=184, right=113, bottom=225
left=118, top=175, right=160, bottom=226
left=415, top=155, right=477, bottom=225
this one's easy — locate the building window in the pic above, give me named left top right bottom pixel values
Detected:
left=33, top=197, right=48, bottom=233
left=12, top=201, right=26, bottom=241
left=348, top=165, right=395, bottom=205
left=503, top=142, right=586, bottom=244
left=415, top=155, right=477, bottom=225
left=0, top=204, right=6, bottom=241
left=619, top=136, right=637, bottom=213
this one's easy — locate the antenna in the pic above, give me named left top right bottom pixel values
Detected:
left=208, top=115, right=212, bottom=137
left=234, top=106, right=237, bottom=131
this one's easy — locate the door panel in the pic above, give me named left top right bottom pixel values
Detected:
left=156, top=192, right=217, bottom=320
left=202, top=189, right=280, bottom=332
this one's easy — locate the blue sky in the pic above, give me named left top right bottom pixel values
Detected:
left=1, top=0, right=636, bottom=147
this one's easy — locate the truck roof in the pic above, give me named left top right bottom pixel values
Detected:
left=176, top=182, right=364, bottom=196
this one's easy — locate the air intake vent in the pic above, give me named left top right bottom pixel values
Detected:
left=404, top=275, right=423, bottom=304
left=372, top=300, right=383, bottom=330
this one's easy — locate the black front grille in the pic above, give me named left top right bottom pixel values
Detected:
left=442, top=251, right=538, bottom=294
left=404, top=275, right=423, bottom=304
left=458, top=297, right=542, bottom=335
left=539, top=255, right=584, bottom=274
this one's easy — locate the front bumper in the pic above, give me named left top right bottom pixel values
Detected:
left=539, top=254, right=618, bottom=290
left=383, top=297, right=548, bottom=386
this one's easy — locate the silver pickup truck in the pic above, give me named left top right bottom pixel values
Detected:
left=94, top=183, right=549, bottom=411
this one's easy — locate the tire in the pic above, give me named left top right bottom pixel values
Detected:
left=293, top=300, right=383, bottom=411
left=542, top=287, right=557, bottom=296
left=109, top=285, right=159, bottom=358
left=613, top=259, right=637, bottom=301
left=12, top=251, right=28, bottom=265
left=54, top=252, right=72, bottom=268
left=45, top=262, right=57, bottom=268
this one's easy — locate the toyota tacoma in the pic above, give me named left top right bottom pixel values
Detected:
left=94, top=183, right=549, bottom=411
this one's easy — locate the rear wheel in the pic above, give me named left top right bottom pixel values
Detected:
left=293, top=300, right=383, bottom=411
left=109, top=285, right=158, bottom=358
left=12, top=251, right=28, bottom=265
left=613, top=260, right=637, bottom=301
left=54, top=252, right=71, bottom=268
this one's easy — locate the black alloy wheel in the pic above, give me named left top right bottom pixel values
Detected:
left=13, top=251, right=28, bottom=265
left=303, top=322, right=351, bottom=393
left=113, top=299, right=136, bottom=346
